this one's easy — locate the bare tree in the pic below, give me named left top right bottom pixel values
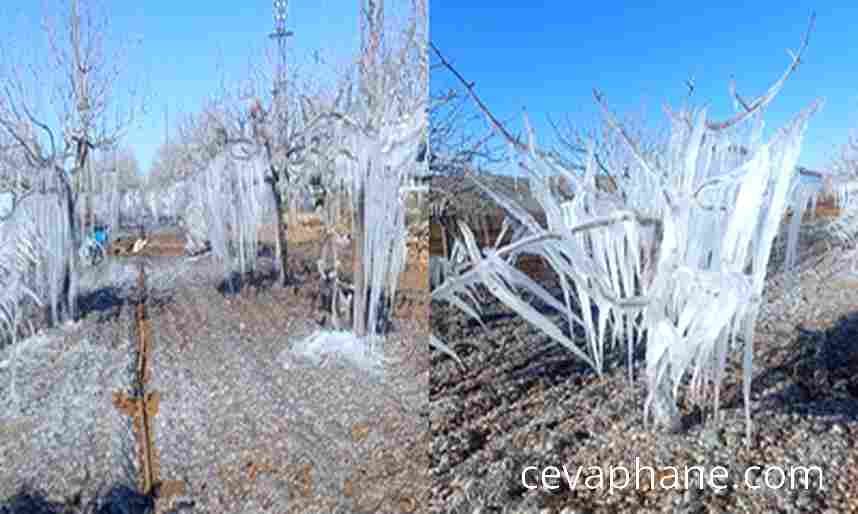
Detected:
left=0, top=0, right=145, bottom=322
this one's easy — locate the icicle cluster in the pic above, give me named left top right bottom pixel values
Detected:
left=0, top=197, right=42, bottom=347
left=0, top=167, right=76, bottom=341
left=191, top=151, right=272, bottom=284
left=432, top=100, right=821, bottom=445
left=340, top=107, right=425, bottom=338
left=823, top=173, right=858, bottom=272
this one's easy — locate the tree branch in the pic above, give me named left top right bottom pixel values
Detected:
left=707, top=12, right=815, bottom=131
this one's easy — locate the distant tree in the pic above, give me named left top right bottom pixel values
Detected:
left=824, top=128, right=858, bottom=245
left=147, top=141, right=193, bottom=189
left=115, top=147, right=143, bottom=192
left=830, top=129, right=858, bottom=177
left=81, top=146, right=142, bottom=193
left=172, top=102, right=234, bottom=176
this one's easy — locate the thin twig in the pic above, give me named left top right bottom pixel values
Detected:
left=707, top=12, right=816, bottom=131
left=430, top=42, right=570, bottom=170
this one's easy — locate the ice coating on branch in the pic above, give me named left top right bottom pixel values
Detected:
left=286, top=330, right=387, bottom=374
left=343, top=107, right=425, bottom=340
left=0, top=196, right=42, bottom=346
left=432, top=99, right=821, bottom=444
left=193, top=151, right=272, bottom=284
left=0, top=169, right=76, bottom=405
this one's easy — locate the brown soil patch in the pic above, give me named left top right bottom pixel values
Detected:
left=109, top=232, right=186, bottom=257
left=260, top=216, right=429, bottom=294
left=785, top=195, right=842, bottom=220
left=431, top=218, right=551, bottom=281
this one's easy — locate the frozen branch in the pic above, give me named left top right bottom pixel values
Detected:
left=707, top=12, right=816, bottom=131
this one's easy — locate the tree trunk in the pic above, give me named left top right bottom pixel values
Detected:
left=62, top=178, right=79, bottom=323
left=330, top=230, right=341, bottom=329
left=270, top=178, right=290, bottom=286
left=352, top=181, right=367, bottom=338
left=443, top=214, right=457, bottom=259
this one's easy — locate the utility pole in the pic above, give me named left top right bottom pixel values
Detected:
left=270, top=0, right=293, bottom=144
left=268, top=0, right=294, bottom=286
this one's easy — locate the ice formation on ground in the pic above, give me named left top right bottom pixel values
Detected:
left=284, top=330, right=387, bottom=376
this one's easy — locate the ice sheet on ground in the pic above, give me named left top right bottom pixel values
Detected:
left=282, top=330, right=386, bottom=376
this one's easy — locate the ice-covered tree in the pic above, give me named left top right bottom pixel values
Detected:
left=86, top=146, right=142, bottom=193
left=825, top=128, right=858, bottom=251
left=338, top=0, right=427, bottom=338
left=287, top=0, right=427, bottom=369
left=183, top=55, right=350, bottom=287
left=430, top=14, right=823, bottom=446
left=0, top=0, right=145, bottom=325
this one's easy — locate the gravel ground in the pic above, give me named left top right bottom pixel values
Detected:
left=148, top=259, right=429, bottom=513
left=0, top=319, right=140, bottom=510
left=3, top=218, right=855, bottom=513
left=1, top=240, right=430, bottom=513
left=430, top=222, right=858, bottom=514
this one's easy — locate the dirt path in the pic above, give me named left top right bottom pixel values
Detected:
left=1, top=227, right=431, bottom=513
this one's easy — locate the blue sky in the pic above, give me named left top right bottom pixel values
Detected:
left=0, top=0, right=366, bottom=174
left=431, top=2, right=858, bottom=174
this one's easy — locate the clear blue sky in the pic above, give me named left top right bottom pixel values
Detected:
left=1, top=0, right=367, bottom=174
left=431, top=2, right=858, bottom=174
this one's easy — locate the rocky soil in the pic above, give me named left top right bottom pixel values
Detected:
left=430, top=222, right=858, bottom=514
left=1, top=233, right=431, bottom=514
